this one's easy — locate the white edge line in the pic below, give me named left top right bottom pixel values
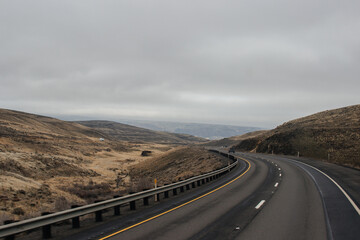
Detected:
left=295, top=161, right=360, bottom=216
left=274, top=182, right=279, bottom=187
left=255, top=200, right=266, bottom=209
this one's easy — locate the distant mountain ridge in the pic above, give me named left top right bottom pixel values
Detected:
left=118, top=120, right=262, bottom=140
left=204, top=130, right=269, bottom=147
left=75, top=120, right=207, bottom=144
left=233, top=105, right=360, bottom=168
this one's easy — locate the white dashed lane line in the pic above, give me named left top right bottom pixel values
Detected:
left=255, top=200, right=266, bottom=209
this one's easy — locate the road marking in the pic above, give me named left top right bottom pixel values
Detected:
left=99, top=158, right=252, bottom=240
left=274, top=182, right=279, bottom=187
left=293, top=160, right=360, bottom=216
left=279, top=173, right=282, bottom=177
left=278, top=168, right=281, bottom=170
left=255, top=200, right=266, bottom=209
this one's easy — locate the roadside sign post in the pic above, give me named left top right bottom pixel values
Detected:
left=154, top=179, right=158, bottom=201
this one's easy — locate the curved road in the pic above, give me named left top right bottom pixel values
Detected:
left=67, top=152, right=359, bottom=240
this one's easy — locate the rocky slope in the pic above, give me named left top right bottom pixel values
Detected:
left=75, top=120, right=207, bottom=144
left=234, top=105, right=360, bottom=168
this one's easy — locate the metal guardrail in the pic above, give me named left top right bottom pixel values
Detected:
left=0, top=151, right=238, bottom=239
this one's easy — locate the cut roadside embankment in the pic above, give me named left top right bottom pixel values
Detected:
left=128, top=147, right=230, bottom=191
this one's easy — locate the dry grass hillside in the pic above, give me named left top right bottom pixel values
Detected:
left=0, top=109, right=214, bottom=222
left=129, top=147, right=229, bottom=190
left=203, top=130, right=269, bottom=147
left=76, top=120, right=207, bottom=144
left=234, top=105, right=360, bottom=168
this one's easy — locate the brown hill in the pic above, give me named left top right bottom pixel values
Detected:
left=129, top=147, right=228, bottom=189
left=203, top=130, right=269, bottom=147
left=0, top=109, right=113, bottom=179
left=0, top=109, right=219, bottom=222
left=0, top=109, right=168, bottom=219
left=75, top=120, right=207, bottom=144
left=234, top=105, right=360, bottom=168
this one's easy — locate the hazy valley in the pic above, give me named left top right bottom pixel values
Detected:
left=118, top=120, right=261, bottom=140
left=0, top=109, right=227, bottom=222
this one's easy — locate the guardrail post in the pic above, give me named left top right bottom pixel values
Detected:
left=202, top=179, right=205, bottom=184
left=164, top=190, right=169, bottom=198
left=71, top=205, right=80, bottom=228
left=192, top=182, right=196, bottom=188
left=156, top=193, right=161, bottom=201
left=173, top=188, right=178, bottom=195
left=142, top=189, right=150, bottom=206
left=94, top=201, right=103, bottom=222
left=113, top=196, right=121, bottom=216
left=4, top=220, right=16, bottom=240
left=143, top=197, right=149, bottom=206
left=206, top=178, right=209, bottom=183
left=130, top=201, right=136, bottom=210
left=180, top=186, right=184, bottom=192
left=128, top=192, right=136, bottom=210
left=41, top=212, right=52, bottom=239
left=197, top=180, right=201, bottom=186
left=186, top=184, right=190, bottom=190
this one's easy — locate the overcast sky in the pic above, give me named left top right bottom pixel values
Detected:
left=1, top=0, right=359, bottom=128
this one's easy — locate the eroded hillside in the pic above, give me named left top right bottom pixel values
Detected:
left=234, top=105, right=360, bottom=168
left=0, top=109, right=221, bottom=222
left=129, top=147, right=228, bottom=189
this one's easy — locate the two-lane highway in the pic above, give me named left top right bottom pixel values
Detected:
left=235, top=153, right=327, bottom=240
left=65, top=152, right=359, bottom=240
left=100, top=156, right=274, bottom=240
left=244, top=153, right=360, bottom=240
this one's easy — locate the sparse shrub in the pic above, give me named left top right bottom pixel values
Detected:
left=16, top=190, right=26, bottom=195
left=61, top=181, right=113, bottom=203
left=141, top=151, right=152, bottom=156
left=127, top=177, right=153, bottom=193
left=23, top=210, right=41, bottom=220
left=125, top=159, right=135, bottom=162
left=54, top=196, right=70, bottom=211
left=0, top=211, right=13, bottom=225
left=12, top=207, right=25, bottom=216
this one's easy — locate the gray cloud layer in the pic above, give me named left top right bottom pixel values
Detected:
left=1, top=0, right=359, bottom=128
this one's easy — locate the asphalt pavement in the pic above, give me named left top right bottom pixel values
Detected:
left=64, top=152, right=360, bottom=240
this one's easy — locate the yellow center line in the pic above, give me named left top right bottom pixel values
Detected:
left=99, top=157, right=251, bottom=240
